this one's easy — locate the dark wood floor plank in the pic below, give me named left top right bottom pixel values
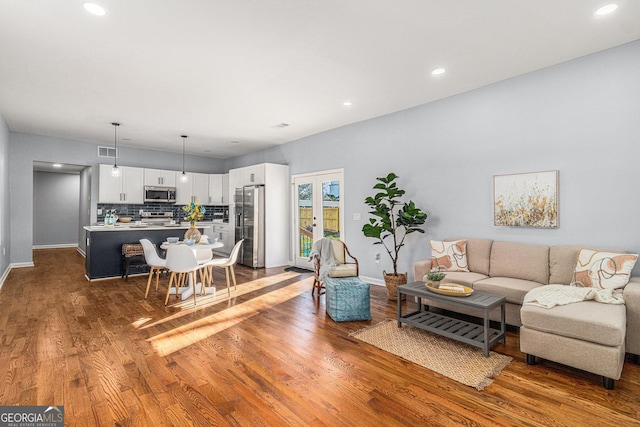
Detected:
left=1, top=247, right=640, bottom=426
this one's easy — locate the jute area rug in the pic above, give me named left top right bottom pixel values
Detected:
left=350, top=319, right=512, bottom=391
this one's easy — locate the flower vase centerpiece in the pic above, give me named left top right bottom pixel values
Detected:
left=104, top=209, right=118, bottom=226
left=183, top=200, right=205, bottom=243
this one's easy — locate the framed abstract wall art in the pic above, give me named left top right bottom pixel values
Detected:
left=493, top=170, right=558, bottom=228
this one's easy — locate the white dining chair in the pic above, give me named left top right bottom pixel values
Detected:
left=202, top=239, right=244, bottom=296
left=164, top=244, right=201, bottom=306
left=139, top=239, right=167, bottom=299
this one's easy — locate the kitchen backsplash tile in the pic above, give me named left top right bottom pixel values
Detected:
left=96, top=203, right=228, bottom=223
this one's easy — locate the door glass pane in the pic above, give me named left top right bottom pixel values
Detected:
left=298, top=183, right=313, bottom=257
left=322, top=180, right=340, bottom=239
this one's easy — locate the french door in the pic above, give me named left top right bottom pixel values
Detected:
left=292, top=170, right=344, bottom=270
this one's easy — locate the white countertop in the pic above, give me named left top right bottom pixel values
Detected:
left=84, top=223, right=215, bottom=232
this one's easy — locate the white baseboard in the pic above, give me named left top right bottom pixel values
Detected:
left=359, top=275, right=385, bottom=286
left=33, top=243, right=78, bottom=249
left=0, top=265, right=10, bottom=290
left=77, top=247, right=86, bottom=257
left=11, top=262, right=35, bottom=268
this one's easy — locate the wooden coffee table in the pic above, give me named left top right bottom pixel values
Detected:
left=397, top=281, right=506, bottom=357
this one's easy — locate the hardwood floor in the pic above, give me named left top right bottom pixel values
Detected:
left=1, top=248, right=639, bottom=426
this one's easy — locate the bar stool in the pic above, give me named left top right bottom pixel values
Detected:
left=121, top=243, right=147, bottom=280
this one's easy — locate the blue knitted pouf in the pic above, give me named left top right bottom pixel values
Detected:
left=325, top=277, right=371, bottom=322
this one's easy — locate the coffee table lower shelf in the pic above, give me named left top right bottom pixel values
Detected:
left=397, top=282, right=506, bottom=357
left=399, top=310, right=503, bottom=355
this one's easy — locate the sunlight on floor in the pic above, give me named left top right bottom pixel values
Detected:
left=137, top=272, right=302, bottom=330
left=146, top=274, right=314, bottom=356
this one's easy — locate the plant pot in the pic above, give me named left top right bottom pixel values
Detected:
left=184, top=225, right=201, bottom=244
left=431, top=280, right=441, bottom=289
left=383, top=271, right=407, bottom=301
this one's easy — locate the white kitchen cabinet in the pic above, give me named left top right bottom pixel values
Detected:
left=211, top=223, right=231, bottom=255
left=99, top=164, right=144, bottom=204
left=229, top=168, right=243, bottom=194
left=144, top=168, right=176, bottom=187
left=176, top=172, right=209, bottom=205
left=208, top=174, right=223, bottom=205
left=222, top=173, right=229, bottom=205
left=243, top=164, right=265, bottom=185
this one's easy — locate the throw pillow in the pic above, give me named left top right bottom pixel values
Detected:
left=571, top=249, right=638, bottom=289
left=430, top=240, right=469, bottom=272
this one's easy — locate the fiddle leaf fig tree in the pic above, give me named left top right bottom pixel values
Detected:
left=362, top=173, right=427, bottom=276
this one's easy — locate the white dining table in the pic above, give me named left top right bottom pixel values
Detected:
left=161, top=241, right=224, bottom=301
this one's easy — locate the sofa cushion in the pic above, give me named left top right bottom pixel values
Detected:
left=571, top=249, right=638, bottom=290
left=490, top=241, right=549, bottom=284
left=549, top=246, right=583, bottom=285
left=473, top=277, right=543, bottom=305
left=521, top=301, right=626, bottom=347
left=422, top=271, right=488, bottom=288
left=328, top=263, right=358, bottom=278
left=445, top=238, right=493, bottom=275
left=430, top=240, right=469, bottom=272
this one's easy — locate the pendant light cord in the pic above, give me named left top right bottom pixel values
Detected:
left=112, top=122, right=120, bottom=167
left=181, top=135, right=187, bottom=174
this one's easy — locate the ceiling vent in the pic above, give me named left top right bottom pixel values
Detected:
left=271, top=123, right=290, bottom=129
left=97, top=146, right=117, bottom=158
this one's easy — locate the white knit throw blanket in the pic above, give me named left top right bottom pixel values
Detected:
left=309, top=239, right=338, bottom=281
left=523, top=284, right=625, bottom=309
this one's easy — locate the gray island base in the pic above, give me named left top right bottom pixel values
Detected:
left=83, top=225, right=208, bottom=280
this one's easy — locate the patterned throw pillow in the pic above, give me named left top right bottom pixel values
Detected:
left=571, top=249, right=638, bottom=289
left=430, top=240, right=469, bottom=272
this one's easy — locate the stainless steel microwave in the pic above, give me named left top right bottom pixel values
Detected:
left=144, top=186, right=176, bottom=203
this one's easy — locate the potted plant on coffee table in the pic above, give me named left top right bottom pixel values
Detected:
left=362, top=172, right=427, bottom=300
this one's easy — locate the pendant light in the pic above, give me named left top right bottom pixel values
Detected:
left=180, top=135, right=188, bottom=182
left=111, top=122, right=120, bottom=177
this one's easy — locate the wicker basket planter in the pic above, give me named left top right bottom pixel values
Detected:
left=384, top=271, right=407, bottom=300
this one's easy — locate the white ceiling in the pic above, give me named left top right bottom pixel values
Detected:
left=1, top=1, right=639, bottom=159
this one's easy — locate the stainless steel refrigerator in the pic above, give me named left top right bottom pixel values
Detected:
left=234, top=185, right=265, bottom=268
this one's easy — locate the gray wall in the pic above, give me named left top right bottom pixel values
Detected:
left=33, top=171, right=80, bottom=247
left=78, top=167, right=92, bottom=255
left=0, top=114, right=9, bottom=278
left=228, top=39, right=640, bottom=279
left=8, top=133, right=225, bottom=265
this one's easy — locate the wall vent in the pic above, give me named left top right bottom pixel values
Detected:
left=98, top=146, right=117, bottom=158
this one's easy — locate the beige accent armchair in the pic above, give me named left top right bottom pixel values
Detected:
left=311, top=239, right=359, bottom=295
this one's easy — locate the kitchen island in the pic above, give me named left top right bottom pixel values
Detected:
left=83, top=224, right=212, bottom=280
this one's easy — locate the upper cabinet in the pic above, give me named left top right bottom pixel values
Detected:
left=222, top=173, right=229, bottom=205
left=229, top=168, right=243, bottom=193
left=144, top=168, right=176, bottom=187
left=243, top=164, right=265, bottom=185
left=176, top=172, right=209, bottom=205
left=208, top=174, right=231, bottom=205
left=99, top=164, right=144, bottom=204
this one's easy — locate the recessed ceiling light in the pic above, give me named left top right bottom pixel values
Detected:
left=83, top=2, right=106, bottom=16
left=431, top=68, right=446, bottom=76
left=594, top=4, right=618, bottom=16
left=52, top=163, right=62, bottom=168
left=342, top=100, right=353, bottom=107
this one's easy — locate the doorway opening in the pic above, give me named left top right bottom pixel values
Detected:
left=292, top=169, right=344, bottom=270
